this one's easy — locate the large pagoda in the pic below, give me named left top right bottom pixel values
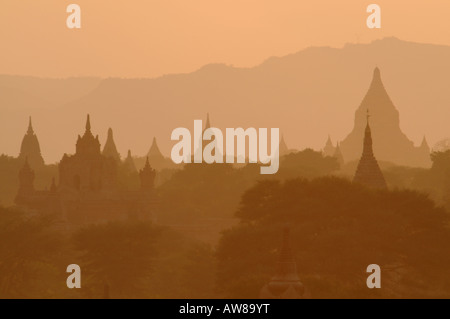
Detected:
left=353, top=111, right=387, bottom=189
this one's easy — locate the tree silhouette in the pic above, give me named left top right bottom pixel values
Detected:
left=217, top=177, right=450, bottom=298
left=73, top=221, right=161, bottom=298
left=0, top=207, right=63, bottom=298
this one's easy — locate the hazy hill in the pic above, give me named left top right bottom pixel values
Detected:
left=0, top=75, right=102, bottom=108
left=1, top=37, right=450, bottom=164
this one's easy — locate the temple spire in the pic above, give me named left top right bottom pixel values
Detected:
left=353, top=112, right=387, bottom=189
left=147, top=137, right=168, bottom=170
left=148, top=137, right=164, bottom=158
left=362, top=109, right=374, bottom=158
left=102, top=128, right=121, bottom=161
left=139, top=157, right=156, bottom=191
left=363, top=110, right=373, bottom=157
left=19, top=116, right=44, bottom=167
left=86, top=114, right=91, bottom=133
left=323, top=134, right=335, bottom=157
left=373, top=67, right=381, bottom=81
left=76, top=114, right=101, bottom=156
left=27, top=116, right=34, bottom=135
left=421, top=135, right=429, bottom=149
left=279, top=134, right=289, bottom=156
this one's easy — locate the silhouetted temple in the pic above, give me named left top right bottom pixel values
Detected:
left=15, top=115, right=157, bottom=223
left=144, top=137, right=173, bottom=170
left=260, top=228, right=308, bottom=299
left=279, top=135, right=289, bottom=157
left=140, top=157, right=156, bottom=192
left=353, top=112, right=387, bottom=189
left=147, top=137, right=166, bottom=169
left=18, top=117, right=45, bottom=168
left=339, top=67, right=431, bottom=168
left=102, top=128, right=121, bottom=162
left=59, top=115, right=117, bottom=193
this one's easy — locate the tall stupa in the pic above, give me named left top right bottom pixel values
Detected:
left=18, top=117, right=45, bottom=168
left=353, top=111, right=387, bottom=189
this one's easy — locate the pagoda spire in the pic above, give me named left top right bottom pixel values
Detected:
left=418, top=135, right=432, bottom=167
left=102, top=128, right=121, bottom=161
left=139, top=157, right=156, bottom=191
left=373, top=67, right=381, bottom=83
left=147, top=137, right=167, bottom=170
left=353, top=110, right=387, bottom=189
left=279, top=134, right=289, bottom=156
left=76, top=114, right=101, bottom=156
left=148, top=137, right=164, bottom=158
left=362, top=109, right=374, bottom=158
left=27, top=116, right=34, bottom=135
left=86, top=114, right=91, bottom=133
left=420, top=135, right=430, bottom=149
left=19, top=116, right=44, bottom=167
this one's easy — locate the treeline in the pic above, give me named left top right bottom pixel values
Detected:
left=217, top=177, right=450, bottom=298
left=0, top=207, right=216, bottom=298
left=2, top=149, right=450, bottom=298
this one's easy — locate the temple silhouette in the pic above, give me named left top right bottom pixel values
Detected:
left=147, top=137, right=167, bottom=170
left=279, top=135, right=291, bottom=157
left=15, top=115, right=157, bottom=223
left=102, top=127, right=121, bottom=162
left=18, top=117, right=45, bottom=168
left=325, top=67, right=431, bottom=168
left=353, top=111, right=387, bottom=189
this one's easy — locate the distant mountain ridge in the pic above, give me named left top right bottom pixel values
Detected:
left=1, top=37, right=450, bottom=165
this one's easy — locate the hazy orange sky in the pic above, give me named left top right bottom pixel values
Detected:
left=1, top=0, right=449, bottom=78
